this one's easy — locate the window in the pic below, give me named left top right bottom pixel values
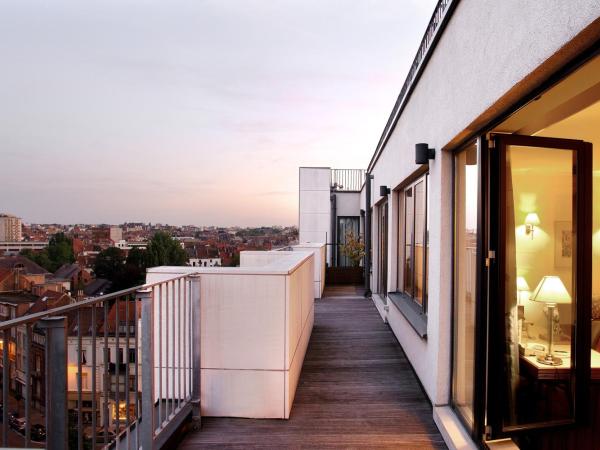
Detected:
left=452, top=142, right=479, bottom=430
left=128, top=348, right=136, bottom=363
left=401, top=174, right=429, bottom=310
left=78, top=372, right=89, bottom=390
left=337, top=216, right=360, bottom=267
left=377, top=201, right=388, bottom=296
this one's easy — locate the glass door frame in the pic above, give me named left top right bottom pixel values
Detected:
left=486, top=133, right=593, bottom=439
left=378, top=200, right=389, bottom=296
left=451, top=136, right=489, bottom=441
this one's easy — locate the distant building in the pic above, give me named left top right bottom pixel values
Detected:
left=109, top=226, right=123, bottom=243
left=188, top=258, right=221, bottom=268
left=0, top=214, right=22, bottom=242
left=0, top=240, right=48, bottom=256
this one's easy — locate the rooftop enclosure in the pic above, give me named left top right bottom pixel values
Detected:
left=146, top=245, right=323, bottom=419
left=299, top=167, right=363, bottom=267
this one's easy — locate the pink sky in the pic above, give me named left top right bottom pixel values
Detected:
left=0, top=0, right=437, bottom=226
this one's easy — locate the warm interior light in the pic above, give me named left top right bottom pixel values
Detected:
left=516, top=276, right=530, bottom=292
left=524, top=212, right=540, bottom=239
left=531, top=276, right=571, bottom=305
left=531, top=275, right=571, bottom=366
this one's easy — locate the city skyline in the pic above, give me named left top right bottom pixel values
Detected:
left=0, top=0, right=437, bottom=226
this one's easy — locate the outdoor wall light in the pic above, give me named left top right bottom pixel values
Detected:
left=415, top=143, right=435, bottom=164
left=379, top=186, right=390, bottom=197
left=524, top=213, right=540, bottom=239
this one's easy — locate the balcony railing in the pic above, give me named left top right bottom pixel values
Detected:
left=369, top=0, right=458, bottom=171
left=331, top=169, right=366, bottom=192
left=0, top=273, right=200, bottom=449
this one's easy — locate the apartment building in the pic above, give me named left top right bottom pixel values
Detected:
left=358, top=1, right=599, bottom=449
left=0, top=214, right=22, bottom=242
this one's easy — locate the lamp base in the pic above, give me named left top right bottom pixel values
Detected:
left=537, top=354, right=563, bottom=366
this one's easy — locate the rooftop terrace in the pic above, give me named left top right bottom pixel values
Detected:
left=178, top=285, right=445, bottom=449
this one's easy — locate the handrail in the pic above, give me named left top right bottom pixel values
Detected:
left=367, top=0, right=459, bottom=172
left=331, top=169, right=366, bottom=192
left=0, top=272, right=194, bottom=331
left=0, top=271, right=200, bottom=449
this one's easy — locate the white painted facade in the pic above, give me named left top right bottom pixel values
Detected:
left=298, top=167, right=331, bottom=263
left=188, top=258, right=221, bottom=268
left=298, top=1, right=600, bottom=448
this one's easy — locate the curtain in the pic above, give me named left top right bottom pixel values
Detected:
left=505, top=148, right=519, bottom=425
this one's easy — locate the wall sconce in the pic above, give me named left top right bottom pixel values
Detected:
left=415, top=143, right=435, bottom=164
left=524, top=213, right=540, bottom=239
left=379, top=186, right=390, bottom=197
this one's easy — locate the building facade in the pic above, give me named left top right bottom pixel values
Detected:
left=0, top=214, right=22, bottom=242
left=300, top=1, right=600, bottom=448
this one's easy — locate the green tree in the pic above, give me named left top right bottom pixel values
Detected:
left=144, top=231, right=188, bottom=268
left=20, top=232, right=74, bottom=272
left=94, top=247, right=125, bottom=281
left=47, top=233, right=75, bottom=268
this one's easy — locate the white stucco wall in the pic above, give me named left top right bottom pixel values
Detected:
left=299, top=167, right=332, bottom=264
left=334, top=191, right=361, bottom=219
left=368, top=0, right=600, bottom=407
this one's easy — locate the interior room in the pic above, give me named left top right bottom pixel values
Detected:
left=493, top=53, right=600, bottom=426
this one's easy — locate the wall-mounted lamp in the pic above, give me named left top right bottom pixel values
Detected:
left=379, top=186, right=390, bottom=197
left=524, top=213, right=540, bottom=239
left=415, top=143, right=435, bottom=164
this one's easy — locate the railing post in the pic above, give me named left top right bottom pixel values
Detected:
left=190, top=274, right=202, bottom=429
left=139, top=287, right=154, bottom=450
left=39, top=316, right=68, bottom=450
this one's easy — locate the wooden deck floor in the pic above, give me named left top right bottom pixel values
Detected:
left=178, top=286, right=446, bottom=449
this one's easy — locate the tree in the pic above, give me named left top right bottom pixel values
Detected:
left=94, top=247, right=125, bottom=281
left=340, top=231, right=365, bottom=268
left=144, top=231, right=188, bottom=268
left=20, top=232, right=74, bottom=272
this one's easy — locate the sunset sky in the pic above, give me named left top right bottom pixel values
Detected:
left=1, top=0, right=437, bottom=226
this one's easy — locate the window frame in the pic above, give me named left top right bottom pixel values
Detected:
left=399, top=173, right=429, bottom=313
left=388, top=169, right=429, bottom=339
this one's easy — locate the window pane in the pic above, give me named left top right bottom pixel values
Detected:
left=379, top=203, right=388, bottom=296
left=338, top=217, right=360, bottom=267
left=453, top=144, right=478, bottom=428
left=404, top=188, right=414, bottom=296
left=414, top=180, right=425, bottom=306
left=504, top=144, right=575, bottom=427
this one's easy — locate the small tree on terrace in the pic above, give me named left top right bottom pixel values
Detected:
left=340, top=231, right=365, bottom=268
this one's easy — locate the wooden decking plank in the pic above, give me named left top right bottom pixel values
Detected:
left=178, top=286, right=446, bottom=449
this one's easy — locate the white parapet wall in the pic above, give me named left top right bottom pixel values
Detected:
left=146, top=249, right=315, bottom=419
left=299, top=167, right=331, bottom=265
left=288, top=243, right=326, bottom=298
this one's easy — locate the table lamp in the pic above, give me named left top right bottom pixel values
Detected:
left=531, top=276, right=571, bottom=365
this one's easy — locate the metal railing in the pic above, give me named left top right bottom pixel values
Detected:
left=0, top=273, right=201, bottom=449
left=331, top=169, right=366, bottom=192
left=368, top=0, right=458, bottom=171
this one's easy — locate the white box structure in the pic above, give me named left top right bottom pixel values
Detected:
left=146, top=249, right=316, bottom=419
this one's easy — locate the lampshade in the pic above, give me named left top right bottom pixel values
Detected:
left=531, top=276, right=571, bottom=304
left=524, top=212, right=540, bottom=226
left=516, top=276, right=530, bottom=291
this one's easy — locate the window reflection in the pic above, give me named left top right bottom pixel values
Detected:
left=452, top=143, right=478, bottom=428
left=504, top=144, right=575, bottom=427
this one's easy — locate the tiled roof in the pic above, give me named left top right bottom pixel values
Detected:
left=0, top=256, right=50, bottom=275
left=54, top=263, right=80, bottom=280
